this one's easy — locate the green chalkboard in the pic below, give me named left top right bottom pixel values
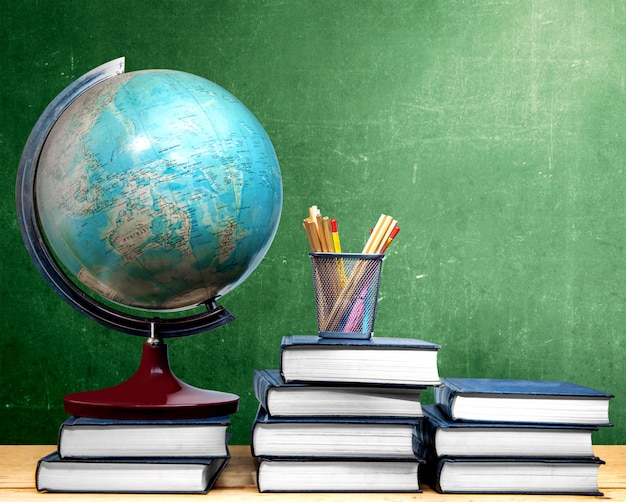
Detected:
left=0, top=0, right=623, bottom=445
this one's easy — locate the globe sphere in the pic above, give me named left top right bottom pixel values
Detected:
left=33, top=69, right=282, bottom=312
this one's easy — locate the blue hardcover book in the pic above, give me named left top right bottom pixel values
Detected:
left=417, top=404, right=599, bottom=459
left=435, top=377, right=613, bottom=425
left=58, top=415, right=231, bottom=458
left=256, top=457, right=422, bottom=493
left=251, top=405, right=424, bottom=459
left=426, top=456, right=605, bottom=495
left=36, top=451, right=229, bottom=493
left=279, top=335, right=441, bottom=385
left=253, top=369, right=424, bottom=418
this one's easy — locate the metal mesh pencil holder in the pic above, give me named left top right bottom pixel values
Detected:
left=309, top=252, right=384, bottom=339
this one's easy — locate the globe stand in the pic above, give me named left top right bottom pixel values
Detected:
left=64, top=324, right=240, bottom=420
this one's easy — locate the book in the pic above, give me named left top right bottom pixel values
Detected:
left=250, top=406, right=422, bottom=458
left=36, top=451, right=229, bottom=493
left=434, top=377, right=613, bottom=425
left=256, top=457, right=421, bottom=492
left=57, top=415, right=230, bottom=458
left=418, top=404, right=598, bottom=458
left=253, top=369, right=424, bottom=417
left=279, top=335, right=441, bottom=386
left=426, top=456, right=604, bottom=495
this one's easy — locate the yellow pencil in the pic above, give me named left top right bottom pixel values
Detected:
left=322, top=217, right=334, bottom=252
left=330, top=218, right=342, bottom=253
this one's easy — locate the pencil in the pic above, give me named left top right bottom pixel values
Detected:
left=362, top=214, right=386, bottom=253
left=375, top=218, right=397, bottom=253
left=322, top=217, right=334, bottom=252
left=330, top=218, right=342, bottom=253
left=363, top=214, right=394, bottom=254
left=314, top=212, right=328, bottom=251
left=303, top=218, right=323, bottom=252
left=381, top=226, right=400, bottom=253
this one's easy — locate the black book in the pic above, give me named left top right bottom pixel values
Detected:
left=253, top=369, right=424, bottom=418
left=418, top=404, right=598, bottom=458
left=425, top=456, right=604, bottom=495
left=57, top=415, right=230, bottom=458
left=36, top=451, right=229, bottom=494
left=435, top=377, right=613, bottom=425
left=279, top=335, right=441, bottom=386
left=256, top=457, right=422, bottom=493
left=251, top=406, right=423, bottom=459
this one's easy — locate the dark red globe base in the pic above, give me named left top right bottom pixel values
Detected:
left=64, top=341, right=239, bottom=420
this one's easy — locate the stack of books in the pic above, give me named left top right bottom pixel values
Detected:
left=251, top=334, right=441, bottom=492
left=419, top=377, right=614, bottom=496
left=35, top=415, right=232, bottom=493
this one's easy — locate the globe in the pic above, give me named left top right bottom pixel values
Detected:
left=18, top=58, right=282, bottom=336
left=15, top=58, right=281, bottom=418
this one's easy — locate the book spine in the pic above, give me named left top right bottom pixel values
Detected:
left=278, top=340, right=290, bottom=382
left=414, top=419, right=436, bottom=459
left=249, top=407, right=261, bottom=458
left=252, top=370, right=273, bottom=411
left=35, top=455, right=47, bottom=492
left=434, top=385, right=455, bottom=420
left=57, top=422, right=66, bottom=458
left=412, top=428, right=431, bottom=461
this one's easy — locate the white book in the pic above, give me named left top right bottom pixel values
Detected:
left=58, top=415, right=230, bottom=458
left=432, top=457, right=604, bottom=495
left=257, top=458, right=421, bottom=492
left=36, top=452, right=229, bottom=494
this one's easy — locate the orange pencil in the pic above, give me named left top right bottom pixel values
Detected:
left=382, top=226, right=400, bottom=253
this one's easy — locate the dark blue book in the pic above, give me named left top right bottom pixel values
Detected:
left=435, top=378, right=613, bottom=425
left=425, top=456, right=604, bottom=495
left=36, top=451, right=229, bottom=493
left=418, top=404, right=598, bottom=458
left=279, top=335, right=441, bottom=385
left=251, top=405, right=424, bottom=459
left=58, top=415, right=230, bottom=458
left=256, top=457, right=422, bottom=493
left=253, top=369, right=424, bottom=418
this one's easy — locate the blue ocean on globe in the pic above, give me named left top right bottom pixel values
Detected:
left=35, top=69, right=282, bottom=311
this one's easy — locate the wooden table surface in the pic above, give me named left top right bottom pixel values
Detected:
left=1, top=445, right=624, bottom=500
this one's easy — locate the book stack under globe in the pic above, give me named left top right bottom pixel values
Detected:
left=35, top=415, right=232, bottom=493
left=250, top=334, right=441, bottom=493
left=419, top=377, right=614, bottom=496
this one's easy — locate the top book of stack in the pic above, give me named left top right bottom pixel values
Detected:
left=434, top=377, right=613, bottom=426
left=279, top=335, right=441, bottom=386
